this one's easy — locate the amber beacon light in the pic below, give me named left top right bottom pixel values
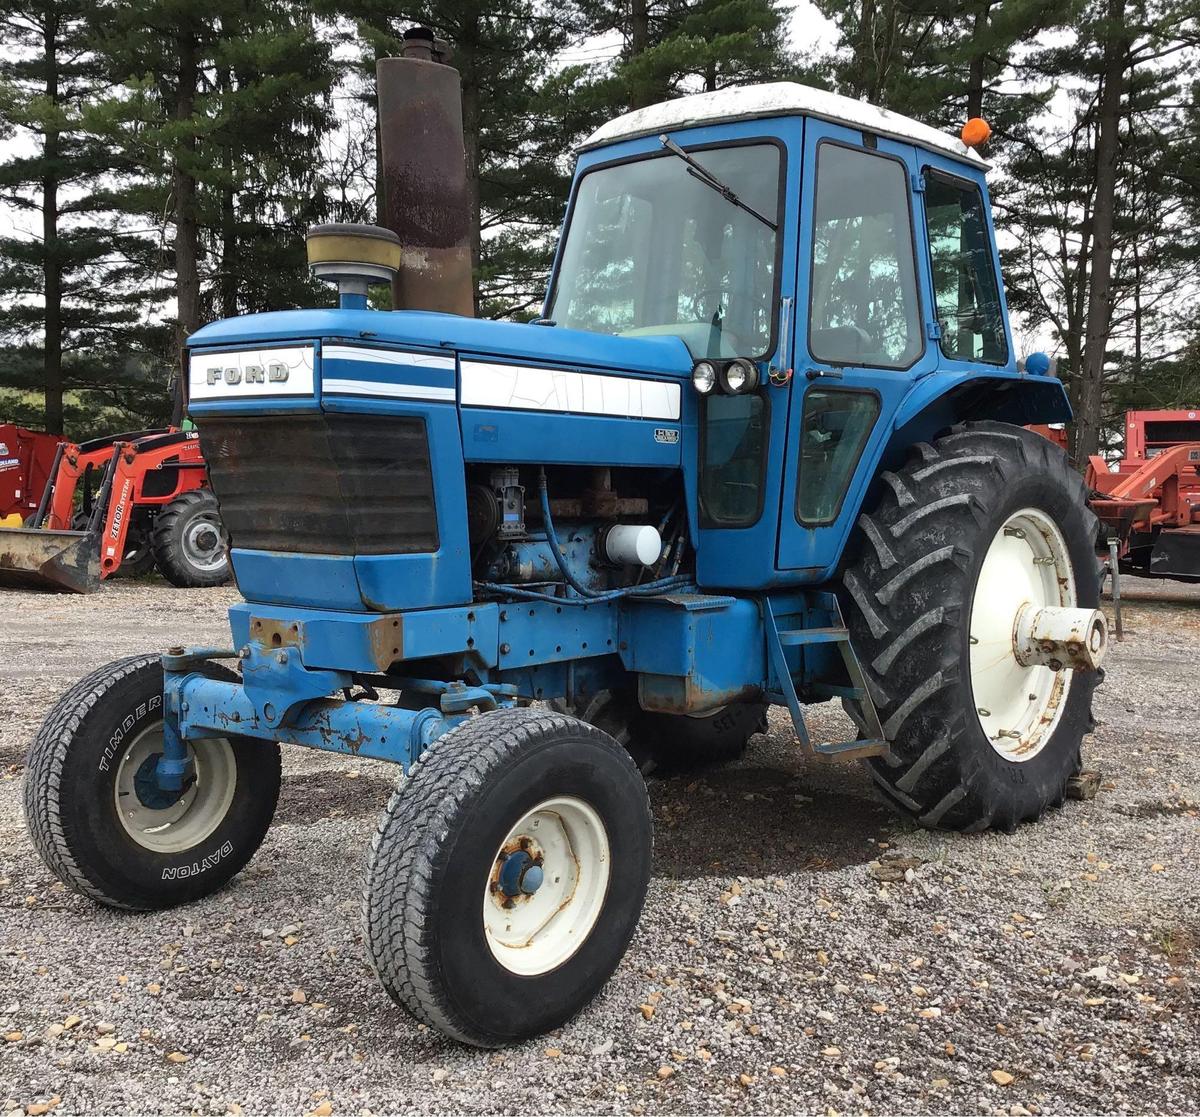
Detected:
left=961, top=117, right=992, bottom=149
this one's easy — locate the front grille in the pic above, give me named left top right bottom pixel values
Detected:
left=198, top=414, right=438, bottom=555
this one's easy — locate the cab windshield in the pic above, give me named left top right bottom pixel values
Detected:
left=548, top=144, right=781, bottom=359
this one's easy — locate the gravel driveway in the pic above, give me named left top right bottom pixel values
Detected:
left=1, top=578, right=1197, bottom=1115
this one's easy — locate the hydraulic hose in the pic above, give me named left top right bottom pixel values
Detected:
left=473, top=469, right=691, bottom=607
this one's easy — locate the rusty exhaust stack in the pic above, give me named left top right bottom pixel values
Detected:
left=376, top=27, right=474, bottom=317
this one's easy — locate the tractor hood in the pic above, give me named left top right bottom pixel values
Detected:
left=186, top=307, right=695, bottom=616
left=188, top=308, right=696, bottom=381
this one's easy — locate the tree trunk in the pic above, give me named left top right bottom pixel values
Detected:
left=629, top=0, right=650, bottom=108
left=966, top=2, right=991, bottom=120
left=219, top=65, right=237, bottom=319
left=631, top=0, right=649, bottom=55
left=173, top=28, right=202, bottom=361
left=1077, top=0, right=1125, bottom=460
left=851, top=0, right=878, bottom=100
left=42, top=8, right=63, bottom=435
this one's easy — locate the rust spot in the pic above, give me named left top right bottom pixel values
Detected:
left=250, top=617, right=301, bottom=652
left=366, top=614, right=405, bottom=671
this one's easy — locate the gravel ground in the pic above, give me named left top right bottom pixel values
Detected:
left=1, top=577, right=1198, bottom=1116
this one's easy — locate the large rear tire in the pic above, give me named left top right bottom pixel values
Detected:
left=547, top=688, right=657, bottom=773
left=24, top=654, right=280, bottom=909
left=364, top=707, right=652, bottom=1046
left=647, top=702, right=768, bottom=767
left=551, top=690, right=767, bottom=772
left=841, top=422, right=1102, bottom=832
left=151, top=489, right=230, bottom=588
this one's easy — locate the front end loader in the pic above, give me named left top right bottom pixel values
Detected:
left=25, top=33, right=1108, bottom=1048
left=0, top=427, right=228, bottom=592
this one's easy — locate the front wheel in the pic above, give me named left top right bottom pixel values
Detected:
left=24, top=654, right=281, bottom=909
left=364, top=707, right=652, bottom=1046
left=842, top=422, right=1103, bottom=832
left=151, top=489, right=230, bottom=588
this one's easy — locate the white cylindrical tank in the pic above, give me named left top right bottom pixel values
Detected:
left=604, top=524, right=662, bottom=567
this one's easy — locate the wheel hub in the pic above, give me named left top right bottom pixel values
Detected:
left=496, top=847, right=544, bottom=897
left=182, top=515, right=226, bottom=571
left=114, top=724, right=237, bottom=853
left=969, top=508, right=1100, bottom=762
left=483, top=797, right=611, bottom=976
left=132, top=752, right=189, bottom=810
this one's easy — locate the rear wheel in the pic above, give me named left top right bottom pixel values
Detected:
left=24, top=655, right=280, bottom=909
left=551, top=690, right=766, bottom=772
left=647, top=702, right=768, bottom=767
left=548, top=688, right=656, bottom=773
left=841, top=422, right=1103, bottom=832
left=151, top=489, right=229, bottom=588
left=364, top=707, right=652, bottom=1046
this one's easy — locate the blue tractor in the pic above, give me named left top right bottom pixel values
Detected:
left=25, top=48, right=1108, bottom=1046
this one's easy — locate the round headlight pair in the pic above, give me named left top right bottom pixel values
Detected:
left=691, top=358, right=759, bottom=396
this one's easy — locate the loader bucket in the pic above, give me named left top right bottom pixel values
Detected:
left=0, top=526, right=100, bottom=593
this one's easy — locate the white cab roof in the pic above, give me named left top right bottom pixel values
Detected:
left=581, top=82, right=987, bottom=169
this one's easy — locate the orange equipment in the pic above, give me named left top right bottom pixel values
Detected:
left=1086, top=409, right=1200, bottom=582
left=0, top=424, right=66, bottom=524
left=0, top=427, right=227, bottom=593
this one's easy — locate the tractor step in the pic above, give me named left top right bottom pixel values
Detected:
left=776, top=626, right=849, bottom=646
left=765, top=598, right=889, bottom=762
left=812, top=737, right=889, bottom=759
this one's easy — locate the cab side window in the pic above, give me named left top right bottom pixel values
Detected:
left=808, top=143, right=923, bottom=370
left=923, top=171, right=1007, bottom=363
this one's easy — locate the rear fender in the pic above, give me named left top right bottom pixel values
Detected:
left=886, top=372, right=1072, bottom=461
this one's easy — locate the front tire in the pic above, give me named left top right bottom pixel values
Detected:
left=24, top=654, right=281, bottom=909
left=151, top=489, right=230, bottom=588
left=364, top=707, right=652, bottom=1046
left=842, top=422, right=1101, bottom=832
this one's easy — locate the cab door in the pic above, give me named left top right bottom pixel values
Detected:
left=776, top=119, right=938, bottom=575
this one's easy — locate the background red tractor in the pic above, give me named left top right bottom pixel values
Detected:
left=0, top=426, right=229, bottom=593
left=1086, top=408, right=1200, bottom=582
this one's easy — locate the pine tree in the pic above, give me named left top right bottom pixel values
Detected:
left=1004, top=0, right=1198, bottom=456
left=91, top=0, right=335, bottom=364
left=813, top=0, right=1059, bottom=149
left=580, top=0, right=799, bottom=114
left=0, top=0, right=152, bottom=434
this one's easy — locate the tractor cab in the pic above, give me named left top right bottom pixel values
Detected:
left=550, top=83, right=1052, bottom=590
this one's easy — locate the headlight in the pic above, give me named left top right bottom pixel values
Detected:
left=720, top=358, right=759, bottom=394
left=692, top=360, right=717, bottom=394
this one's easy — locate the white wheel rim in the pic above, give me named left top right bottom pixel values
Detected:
left=483, top=796, right=611, bottom=976
left=113, top=723, right=237, bottom=853
left=182, top=513, right=227, bottom=572
left=969, top=507, right=1075, bottom=761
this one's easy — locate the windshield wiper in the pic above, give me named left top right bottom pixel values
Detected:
left=659, top=134, right=777, bottom=231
